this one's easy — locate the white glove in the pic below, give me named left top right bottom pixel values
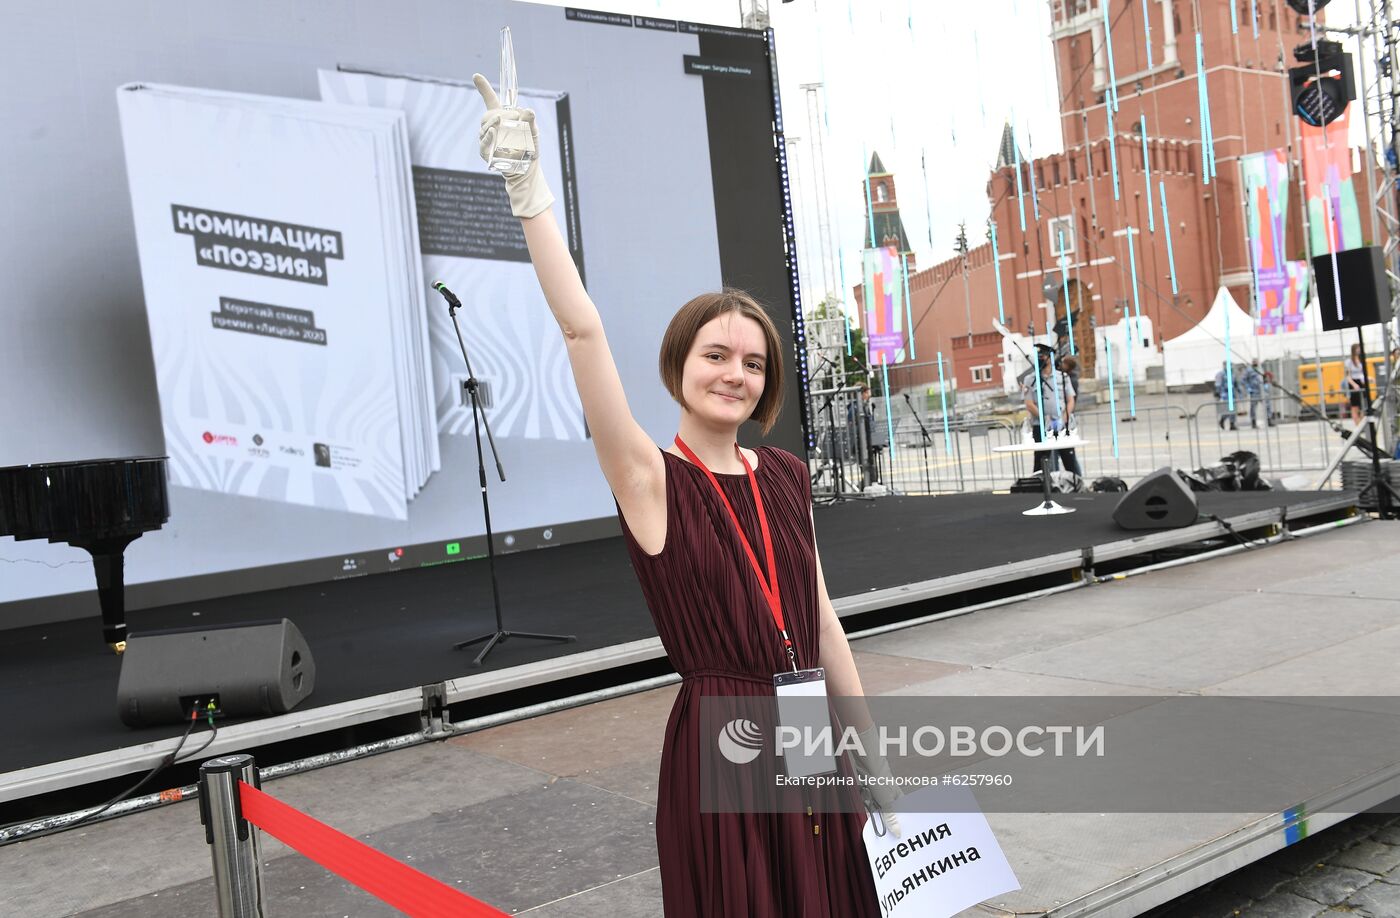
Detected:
left=471, top=73, right=554, bottom=219
left=853, top=726, right=902, bottom=839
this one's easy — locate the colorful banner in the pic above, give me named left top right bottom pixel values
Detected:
left=1242, top=149, right=1308, bottom=334
left=1299, top=110, right=1363, bottom=256
left=862, top=245, right=909, bottom=365
left=1262, top=261, right=1310, bottom=334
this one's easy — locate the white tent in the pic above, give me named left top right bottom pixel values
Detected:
left=1161, top=287, right=1255, bottom=386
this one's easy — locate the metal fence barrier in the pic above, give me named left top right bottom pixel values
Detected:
left=811, top=386, right=1386, bottom=496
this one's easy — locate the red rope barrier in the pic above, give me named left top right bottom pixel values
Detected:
left=238, top=781, right=507, bottom=918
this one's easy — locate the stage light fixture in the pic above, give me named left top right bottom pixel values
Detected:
left=1288, top=40, right=1355, bottom=127
left=1285, top=0, right=1330, bottom=12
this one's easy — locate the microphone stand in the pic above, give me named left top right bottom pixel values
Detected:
left=435, top=283, right=574, bottom=665
left=902, top=392, right=933, bottom=495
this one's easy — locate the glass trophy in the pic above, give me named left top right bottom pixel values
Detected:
left=486, top=26, right=536, bottom=176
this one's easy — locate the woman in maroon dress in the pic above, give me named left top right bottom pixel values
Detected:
left=473, top=75, right=893, bottom=916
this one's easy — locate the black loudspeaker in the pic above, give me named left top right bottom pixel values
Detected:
left=1312, top=246, right=1392, bottom=330
left=117, top=618, right=315, bottom=727
left=1112, top=467, right=1200, bottom=530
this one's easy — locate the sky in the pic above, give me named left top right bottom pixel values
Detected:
left=522, top=0, right=1376, bottom=312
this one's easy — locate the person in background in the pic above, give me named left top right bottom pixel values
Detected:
left=1214, top=362, right=1240, bottom=431
left=1059, top=354, right=1081, bottom=399
left=1023, top=344, right=1081, bottom=477
left=1344, top=342, right=1368, bottom=428
left=1243, top=359, right=1272, bottom=428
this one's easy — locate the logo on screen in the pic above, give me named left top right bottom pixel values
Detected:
left=313, top=443, right=331, bottom=468
left=718, top=719, right=764, bottom=765
left=253, top=434, right=264, bottom=446
left=202, top=431, right=237, bottom=446
left=445, top=542, right=461, bottom=556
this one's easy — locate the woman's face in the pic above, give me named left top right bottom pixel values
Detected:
left=681, top=312, right=768, bottom=429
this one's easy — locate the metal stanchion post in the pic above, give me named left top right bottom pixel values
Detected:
left=199, top=754, right=266, bottom=917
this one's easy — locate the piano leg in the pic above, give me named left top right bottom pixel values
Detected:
left=71, top=536, right=137, bottom=654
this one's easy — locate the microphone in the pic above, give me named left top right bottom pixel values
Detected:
left=432, top=281, right=461, bottom=310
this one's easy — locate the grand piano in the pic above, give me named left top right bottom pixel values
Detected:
left=0, top=457, right=170, bottom=653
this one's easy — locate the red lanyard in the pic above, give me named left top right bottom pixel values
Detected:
left=673, top=436, right=795, bottom=668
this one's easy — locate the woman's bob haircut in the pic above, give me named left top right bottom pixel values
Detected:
left=658, top=289, right=784, bottom=435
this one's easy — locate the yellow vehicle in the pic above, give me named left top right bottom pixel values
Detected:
left=1297, top=356, right=1388, bottom=416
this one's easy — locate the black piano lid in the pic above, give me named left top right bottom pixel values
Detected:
left=0, top=455, right=170, bottom=542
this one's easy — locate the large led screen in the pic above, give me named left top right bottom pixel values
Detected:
left=0, top=2, right=804, bottom=621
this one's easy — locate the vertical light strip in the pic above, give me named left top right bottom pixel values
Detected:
left=1195, top=33, right=1217, bottom=182
left=881, top=356, right=896, bottom=465
left=1101, top=0, right=1120, bottom=111
left=1224, top=287, right=1235, bottom=410
left=990, top=218, right=1007, bottom=324
left=1026, top=141, right=1042, bottom=222
left=901, top=251, right=916, bottom=360
left=1126, top=225, right=1140, bottom=416
left=861, top=145, right=876, bottom=346
left=1108, top=110, right=1122, bottom=200
left=936, top=352, right=953, bottom=453
left=1230, top=0, right=1239, bottom=34
left=1252, top=0, right=1259, bottom=39
left=1141, top=116, right=1155, bottom=232
left=1057, top=229, right=1076, bottom=355
left=1032, top=322, right=1048, bottom=441
left=838, top=258, right=854, bottom=351
left=1012, top=123, right=1028, bottom=231
left=1125, top=317, right=1138, bottom=417
left=1141, top=0, right=1154, bottom=69
left=1105, top=328, right=1121, bottom=457
left=862, top=144, right=877, bottom=250
left=1126, top=226, right=1143, bottom=320
left=1160, top=180, right=1179, bottom=294
left=920, top=148, right=934, bottom=246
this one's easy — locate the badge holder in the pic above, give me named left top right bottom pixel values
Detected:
left=773, top=666, right=835, bottom=778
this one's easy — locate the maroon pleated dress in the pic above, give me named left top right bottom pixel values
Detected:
left=617, top=445, right=880, bottom=917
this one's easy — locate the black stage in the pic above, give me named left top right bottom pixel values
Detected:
left=0, top=490, right=1356, bottom=794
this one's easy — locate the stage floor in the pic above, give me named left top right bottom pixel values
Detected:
left=0, top=490, right=1356, bottom=796
left=9, top=513, right=1397, bottom=918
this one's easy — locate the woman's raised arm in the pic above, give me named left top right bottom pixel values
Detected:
left=474, top=75, right=662, bottom=501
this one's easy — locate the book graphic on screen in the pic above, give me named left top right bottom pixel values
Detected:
left=115, top=82, right=439, bottom=520
left=318, top=66, right=588, bottom=442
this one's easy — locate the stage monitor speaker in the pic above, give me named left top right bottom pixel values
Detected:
left=1312, top=246, right=1392, bottom=330
left=117, top=618, right=315, bottom=727
left=1112, top=467, right=1200, bottom=530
